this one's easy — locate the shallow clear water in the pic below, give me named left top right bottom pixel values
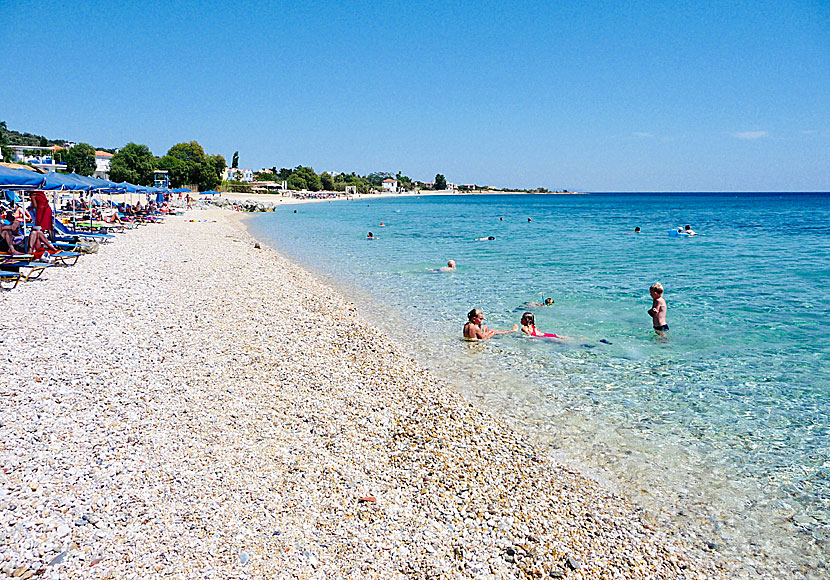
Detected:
left=249, top=193, right=830, bottom=571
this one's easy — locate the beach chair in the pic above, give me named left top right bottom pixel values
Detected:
left=0, top=256, right=53, bottom=282
left=53, top=219, right=115, bottom=242
left=34, top=250, right=82, bottom=267
left=0, top=271, right=22, bottom=289
left=54, top=240, right=96, bottom=253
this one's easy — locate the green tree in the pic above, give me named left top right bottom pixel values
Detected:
left=287, top=173, right=307, bottom=190
left=156, top=155, right=189, bottom=187
left=110, top=143, right=156, bottom=185
left=367, top=172, right=391, bottom=188
left=290, top=166, right=322, bottom=191
left=232, top=151, right=239, bottom=168
left=63, top=143, right=96, bottom=176
left=320, top=172, right=334, bottom=191
left=0, top=121, right=13, bottom=163
left=167, top=141, right=207, bottom=185
left=434, top=173, right=447, bottom=190
left=202, top=154, right=226, bottom=191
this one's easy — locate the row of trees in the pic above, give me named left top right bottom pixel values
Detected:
left=108, top=141, right=226, bottom=191
left=0, top=121, right=226, bottom=192
left=253, top=167, right=432, bottom=193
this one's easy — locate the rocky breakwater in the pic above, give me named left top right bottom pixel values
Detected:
left=210, top=197, right=276, bottom=212
left=0, top=208, right=746, bottom=579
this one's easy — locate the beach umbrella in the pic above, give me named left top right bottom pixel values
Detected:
left=0, top=166, right=46, bottom=189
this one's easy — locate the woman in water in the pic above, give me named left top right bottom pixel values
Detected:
left=464, top=308, right=518, bottom=340
left=520, top=312, right=561, bottom=338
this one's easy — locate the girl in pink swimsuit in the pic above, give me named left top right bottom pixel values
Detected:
left=520, top=312, right=559, bottom=338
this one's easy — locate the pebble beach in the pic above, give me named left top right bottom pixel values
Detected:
left=1, top=207, right=746, bottom=579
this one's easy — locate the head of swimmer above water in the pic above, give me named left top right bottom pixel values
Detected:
left=521, top=312, right=535, bottom=326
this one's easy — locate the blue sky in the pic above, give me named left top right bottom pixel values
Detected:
left=1, top=0, right=828, bottom=191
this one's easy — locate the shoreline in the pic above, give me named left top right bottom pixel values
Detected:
left=2, top=208, right=749, bottom=578
left=217, top=188, right=587, bottom=206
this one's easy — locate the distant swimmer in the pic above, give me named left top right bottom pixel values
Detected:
left=380, top=222, right=386, bottom=226
left=367, top=232, right=375, bottom=239
left=684, top=224, right=697, bottom=235
left=500, top=217, right=504, bottom=221
left=634, top=226, right=641, bottom=233
left=528, top=217, right=532, bottom=222
left=428, top=259, right=456, bottom=273
left=475, top=236, right=496, bottom=241
left=525, top=297, right=554, bottom=307
left=463, top=308, right=518, bottom=340
left=520, top=312, right=561, bottom=338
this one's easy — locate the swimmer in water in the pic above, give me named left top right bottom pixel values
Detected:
left=520, top=312, right=562, bottom=338
left=634, top=226, right=641, bottom=233
left=380, top=222, right=385, bottom=226
left=367, top=232, right=375, bottom=239
left=524, top=297, right=555, bottom=307
left=684, top=224, right=697, bottom=235
left=463, top=308, right=518, bottom=340
left=428, top=259, right=456, bottom=273
left=475, top=236, right=496, bottom=241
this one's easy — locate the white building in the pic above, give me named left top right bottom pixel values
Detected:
left=382, top=178, right=398, bottom=192
left=94, top=150, right=114, bottom=179
left=225, top=168, right=254, bottom=182
left=8, top=145, right=66, bottom=172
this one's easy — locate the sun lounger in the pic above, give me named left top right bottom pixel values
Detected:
left=0, top=258, right=52, bottom=282
left=54, top=240, right=96, bottom=253
left=53, top=219, right=115, bottom=241
left=0, top=271, right=21, bottom=289
left=33, top=250, right=81, bottom=266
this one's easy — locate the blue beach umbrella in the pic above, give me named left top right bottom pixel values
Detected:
left=0, top=166, right=46, bottom=189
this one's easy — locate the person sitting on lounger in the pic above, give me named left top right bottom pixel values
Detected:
left=28, top=225, right=57, bottom=256
left=0, top=210, right=26, bottom=255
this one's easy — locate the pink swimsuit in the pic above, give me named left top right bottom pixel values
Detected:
left=530, top=326, right=558, bottom=338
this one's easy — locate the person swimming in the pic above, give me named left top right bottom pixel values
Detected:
left=475, top=236, right=496, bottom=241
left=367, top=232, right=375, bottom=239
left=428, top=259, right=456, bottom=272
left=519, top=312, right=560, bottom=338
left=524, top=297, right=554, bottom=307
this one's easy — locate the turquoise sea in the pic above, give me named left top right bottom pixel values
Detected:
left=249, top=193, right=830, bottom=573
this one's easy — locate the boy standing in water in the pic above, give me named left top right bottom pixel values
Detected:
left=648, top=282, right=669, bottom=334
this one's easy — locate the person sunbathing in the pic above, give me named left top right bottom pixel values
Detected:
left=1, top=211, right=26, bottom=255
left=28, top=226, right=57, bottom=256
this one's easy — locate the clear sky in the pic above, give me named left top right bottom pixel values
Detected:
left=2, top=0, right=828, bottom=191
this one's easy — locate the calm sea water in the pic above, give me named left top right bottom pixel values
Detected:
left=249, top=193, right=830, bottom=573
